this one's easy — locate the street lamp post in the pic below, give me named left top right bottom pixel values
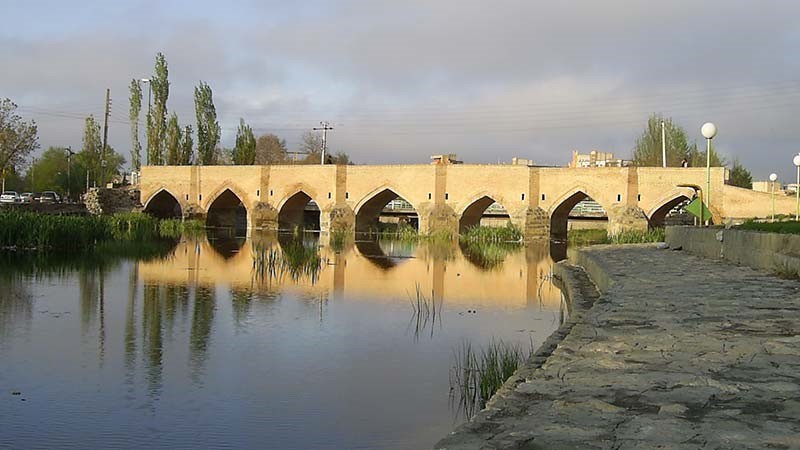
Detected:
left=770, top=173, right=778, bottom=223
left=701, top=122, right=717, bottom=226
left=793, top=154, right=800, bottom=221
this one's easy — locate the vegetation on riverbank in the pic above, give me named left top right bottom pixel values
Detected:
left=0, top=211, right=203, bottom=251
left=737, top=220, right=800, bottom=235
left=450, top=339, right=531, bottom=418
left=460, top=223, right=523, bottom=243
left=568, top=228, right=666, bottom=246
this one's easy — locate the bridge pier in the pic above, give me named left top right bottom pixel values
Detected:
left=323, top=205, right=355, bottom=235
left=420, top=204, right=458, bottom=238
left=513, top=207, right=550, bottom=240
left=250, top=202, right=279, bottom=230
left=607, top=205, right=649, bottom=236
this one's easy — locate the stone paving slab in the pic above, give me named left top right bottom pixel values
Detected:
left=436, top=246, right=800, bottom=450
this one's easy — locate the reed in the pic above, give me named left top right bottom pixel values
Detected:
left=449, top=338, right=531, bottom=418
left=460, top=223, right=523, bottom=244
left=0, top=211, right=201, bottom=252
left=252, top=240, right=323, bottom=283
left=607, top=228, right=665, bottom=244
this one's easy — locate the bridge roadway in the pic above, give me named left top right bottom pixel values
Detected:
left=436, top=245, right=800, bottom=449
left=139, top=164, right=793, bottom=240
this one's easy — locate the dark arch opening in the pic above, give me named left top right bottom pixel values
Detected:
left=278, top=192, right=320, bottom=232
left=206, top=189, right=247, bottom=233
left=144, top=190, right=182, bottom=219
left=648, top=196, right=692, bottom=228
left=355, top=189, right=418, bottom=233
left=550, top=192, right=608, bottom=241
left=459, top=196, right=510, bottom=233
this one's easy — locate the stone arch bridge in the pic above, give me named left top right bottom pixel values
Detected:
left=140, top=164, right=790, bottom=240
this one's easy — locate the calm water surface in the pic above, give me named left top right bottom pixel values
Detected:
left=0, top=233, right=565, bottom=450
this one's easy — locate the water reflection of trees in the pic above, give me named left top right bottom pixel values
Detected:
left=0, top=275, right=33, bottom=340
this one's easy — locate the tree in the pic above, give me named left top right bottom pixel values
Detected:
left=128, top=79, right=142, bottom=171
left=298, top=131, right=322, bottom=164
left=232, top=119, right=256, bottom=165
left=180, top=125, right=193, bottom=165
left=688, top=141, right=726, bottom=168
left=633, top=114, right=695, bottom=167
left=329, top=151, right=352, bottom=165
left=147, top=52, right=169, bottom=165
left=255, top=133, right=287, bottom=164
left=81, top=115, right=103, bottom=187
left=26, top=147, right=69, bottom=193
left=728, top=158, right=753, bottom=189
left=194, top=81, right=220, bottom=165
left=166, top=113, right=181, bottom=165
left=0, top=99, right=39, bottom=192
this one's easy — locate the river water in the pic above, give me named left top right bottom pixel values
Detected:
left=0, top=232, right=566, bottom=450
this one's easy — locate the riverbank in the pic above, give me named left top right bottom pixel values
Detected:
left=436, top=245, right=800, bottom=449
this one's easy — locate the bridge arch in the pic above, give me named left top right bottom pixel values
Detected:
left=457, top=193, right=511, bottom=233
left=354, top=186, right=419, bottom=233
left=646, top=188, right=696, bottom=228
left=143, top=188, right=182, bottom=219
left=277, top=190, right=321, bottom=231
left=206, top=188, right=248, bottom=231
left=548, top=186, right=609, bottom=241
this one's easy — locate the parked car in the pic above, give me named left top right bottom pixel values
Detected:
left=39, top=191, right=61, bottom=203
left=0, top=191, right=20, bottom=203
left=20, top=192, right=34, bottom=203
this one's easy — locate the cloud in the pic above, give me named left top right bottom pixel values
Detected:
left=2, top=0, right=799, bottom=179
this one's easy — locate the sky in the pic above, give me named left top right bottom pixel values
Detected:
left=2, top=0, right=800, bottom=180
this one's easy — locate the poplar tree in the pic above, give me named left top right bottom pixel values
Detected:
left=180, top=125, right=194, bottom=165
left=232, top=118, right=256, bottom=165
left=166, top=113, right=181, bottom=165
left=147, top=53, right=169, bottom=165
left=194, top=81, right=220, bottom=165
left=128, top=79, right=142, bottom=171
left=80, top=115, right=102, bottom=187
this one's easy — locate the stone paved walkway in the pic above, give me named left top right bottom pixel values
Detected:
left=436, top=246, right=800, bottom=449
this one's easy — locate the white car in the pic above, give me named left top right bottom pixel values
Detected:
left=0, top=191, right=20, bottom=203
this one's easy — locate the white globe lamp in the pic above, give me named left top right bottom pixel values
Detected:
left=701, top=122, right=717, bottom=140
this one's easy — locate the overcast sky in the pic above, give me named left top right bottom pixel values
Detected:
left=2, top=0, right=800, bottom=180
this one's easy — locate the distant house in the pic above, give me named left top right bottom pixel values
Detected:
left=569, top=150, right=628, bottom=168
left=430, top=154, right=463, bottom=165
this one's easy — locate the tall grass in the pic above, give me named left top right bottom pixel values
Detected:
left=450, top=339, right=531, bottom=418
left=0, top=211, right=202, bottom=251
left=607, top=228, right=665, bottom=244
left=567, top=228, right=665, bottom=246
left=460, top=223, right=523, bottom=244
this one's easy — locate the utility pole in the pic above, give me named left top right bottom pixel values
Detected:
left=101, top=88, right=111, bottom=187
left=313, top=121, right=333, bottom=165
left=661, top=121, right=667, bottom=168
left=66, top=146, right=75, bottom=202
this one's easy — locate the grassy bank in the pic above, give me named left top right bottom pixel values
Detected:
left=567, top=228, right=665, bottom=246
left=737, top=220, right=800, bottom=235
left=0, top=211, right=204, bottom=251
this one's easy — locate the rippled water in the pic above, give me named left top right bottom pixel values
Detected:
left=0, top=232, right=565, bottom=450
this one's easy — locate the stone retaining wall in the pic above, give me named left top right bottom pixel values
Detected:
left=666, top=226, right=800, bottom=277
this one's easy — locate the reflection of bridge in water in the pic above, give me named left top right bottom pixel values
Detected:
left=137, top=232, right=565, bottom=309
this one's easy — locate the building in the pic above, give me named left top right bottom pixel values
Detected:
left=510, top=157, right=535, bottom=166
left=752, top=180, right=785, bottom=194
left=430, top=154, right=463, bottom=165
left=569, top=150, right=627, bottom=168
